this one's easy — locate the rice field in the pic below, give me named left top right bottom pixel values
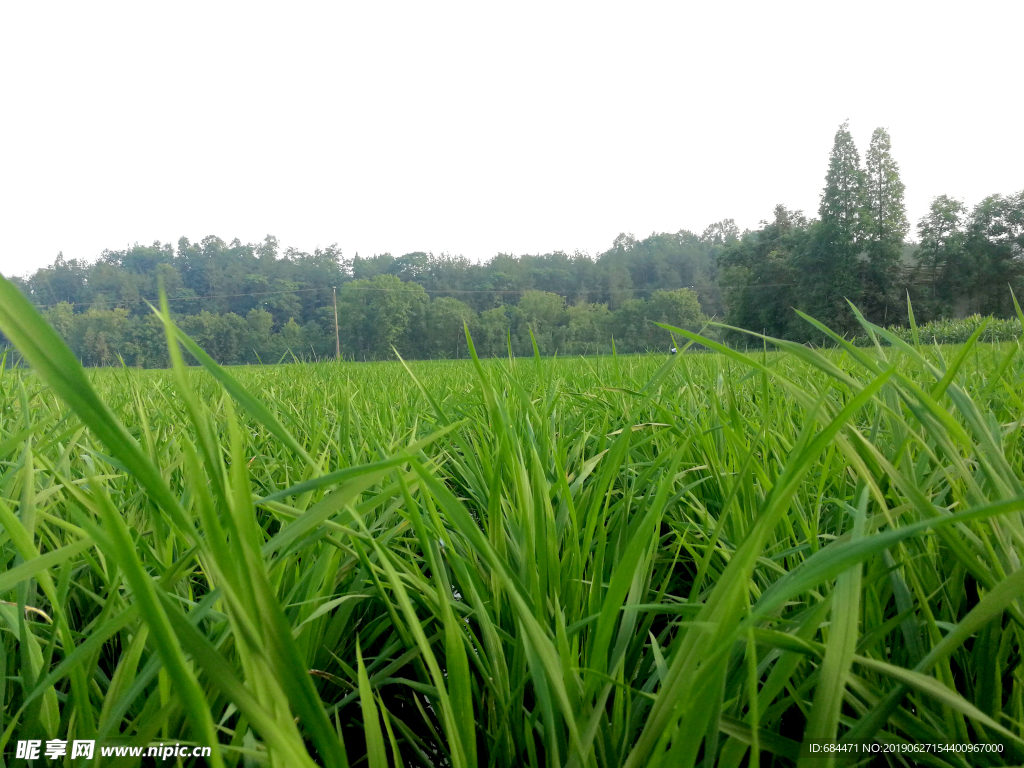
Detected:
left=1, top=279, right=1024, bottom=767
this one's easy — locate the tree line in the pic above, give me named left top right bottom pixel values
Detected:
left=5, top=238, right=712, bottom=364
left=3, top=121, right=1022, bottom=365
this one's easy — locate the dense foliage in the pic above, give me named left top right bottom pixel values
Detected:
left=5, top=235, right=715, bottom=364
left=2, top=275, right=1024, bottom=766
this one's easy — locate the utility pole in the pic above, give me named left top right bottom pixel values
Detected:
left=332, top=286, right=341, bottom=361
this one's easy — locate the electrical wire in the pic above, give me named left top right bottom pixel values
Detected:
left=26, top=277, right=939, bottom=312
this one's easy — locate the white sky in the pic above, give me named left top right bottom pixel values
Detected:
left=1, top=1, right=1021, bottom=277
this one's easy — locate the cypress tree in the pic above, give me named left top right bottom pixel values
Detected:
left=819, top=120, right=867, bottom=236
left=796, top=121, right=864, bottom=335
left=863, top=127, right=908, bottom=322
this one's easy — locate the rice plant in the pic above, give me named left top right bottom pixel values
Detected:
left=1, top=275, right=1023, bottom=767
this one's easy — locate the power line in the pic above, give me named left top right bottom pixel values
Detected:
left=28, top=277, right=945, bottom=312
left=29, top=283, right=606, bottom=310
left=30, top=286, right=329, bottom=310
left=738, top=280, right=935, bottom=290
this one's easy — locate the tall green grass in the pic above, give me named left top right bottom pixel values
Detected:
left=1, top=275, right=1023, bottom=767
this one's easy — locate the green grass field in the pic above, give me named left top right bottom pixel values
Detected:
left=1, top=279, right=1024, bottom=767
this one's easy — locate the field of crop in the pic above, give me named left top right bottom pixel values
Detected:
left=855, top=315, right=1024, bottom=348
left=2, top=280, right=1024, bottom=768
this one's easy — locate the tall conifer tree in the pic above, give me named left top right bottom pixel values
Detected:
left=796, top=121, right=864, bottom=333
left=863, top=127, right=908, bottom=322
left=819, top=120, right=866, bottom=237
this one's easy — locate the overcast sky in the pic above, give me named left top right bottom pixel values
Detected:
left=2, top=1, right=1021, bottom=277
